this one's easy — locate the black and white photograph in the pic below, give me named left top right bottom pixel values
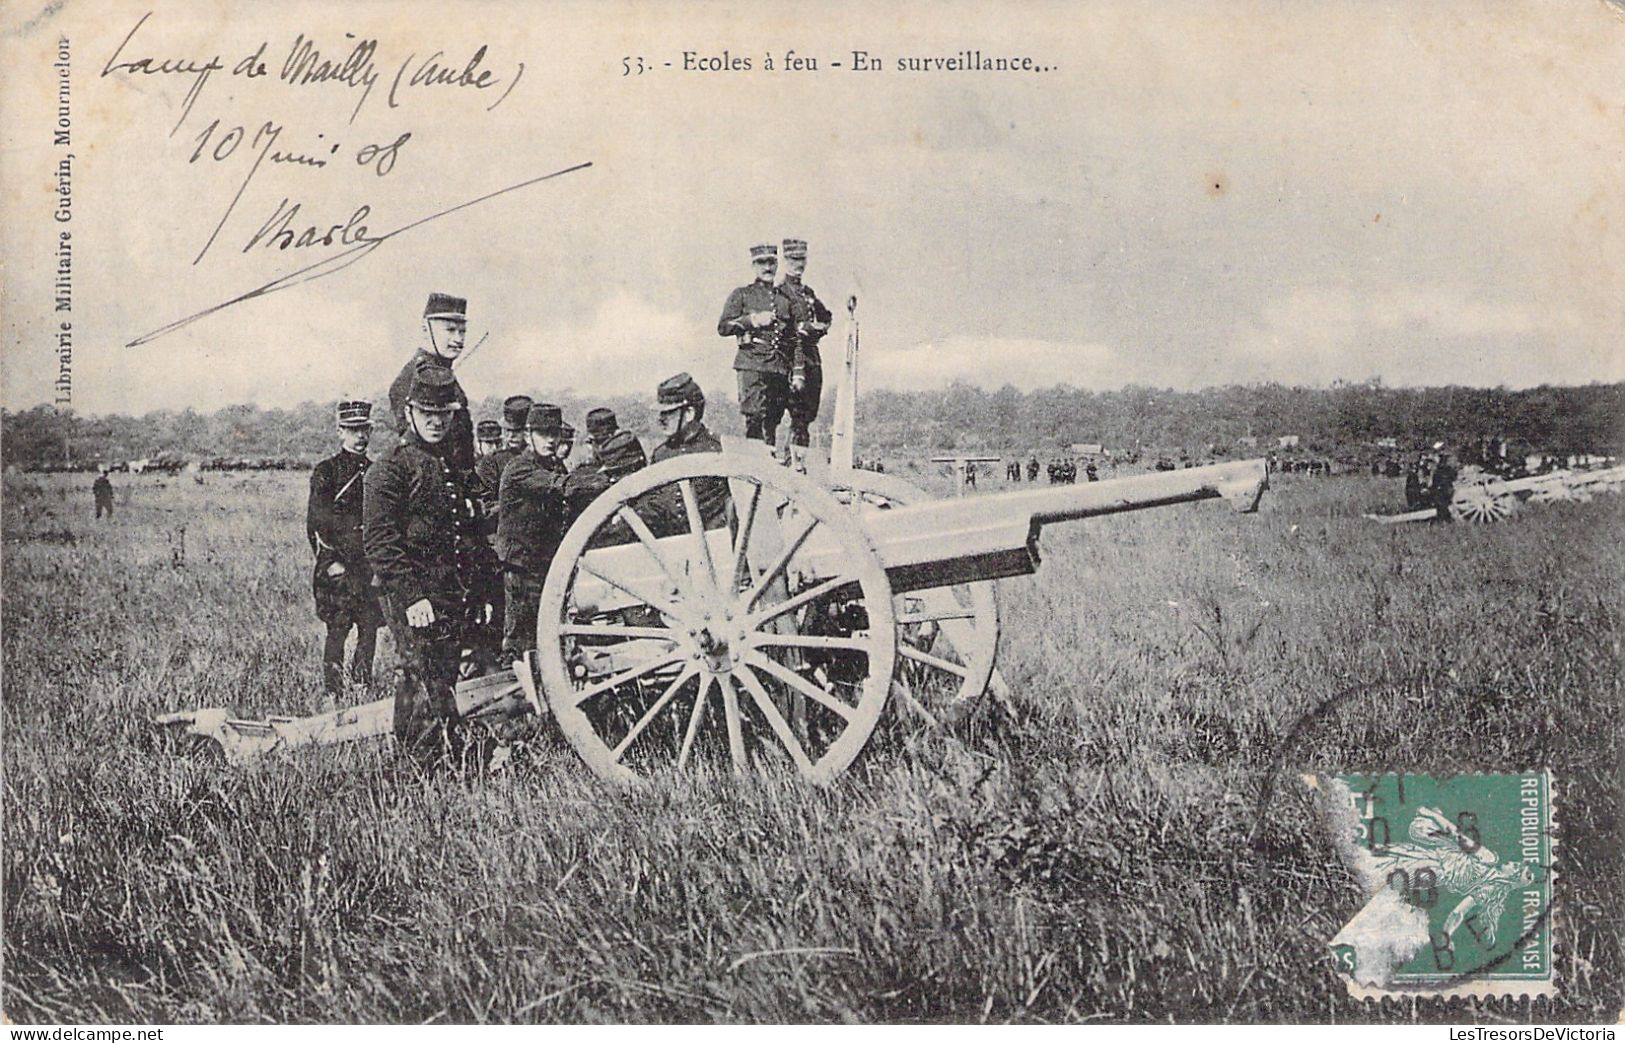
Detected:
left=1, top=0, right=1621, bottom=1028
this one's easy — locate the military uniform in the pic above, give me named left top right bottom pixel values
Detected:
left=308, top=405, right=385, bottom=695
left=778, top=240, right=833, bottom=456
left=639, top=373, right=729, bottom=536
left=496, top=404, right=609, bottom=656
left=93, top=473, right=114, bottom=519
left=718, top=244, right=794, bottom=449
left=388, top=293, right=476, bottom=473
left=364, top=369, right=489, bottom=752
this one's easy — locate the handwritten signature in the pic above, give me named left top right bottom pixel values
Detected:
left=126, top=162, right=592, bottom=347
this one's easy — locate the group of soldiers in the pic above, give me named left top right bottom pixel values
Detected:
left=306, top=290, right=736, bottom=758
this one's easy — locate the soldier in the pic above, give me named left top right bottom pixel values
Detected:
left=778, top=238, right=833, bottom=473
left=1027, top=455, right=1039, bottom=482
left=1430, top=452, right=1458, bottom=522
left=642, top=373, right=728, bottom=534
left=475, top=420, right=503, bottom=458
left=469, top=396, right=533, bottom=646
left=496, top=405, right=608, bottom=657
left=557, top=422, right=577, bottom=468
left=717, top=244, right=793, bottom=459
left=388, top=292, right=476, bottom=473
left=584, top=407, right=648, bottom=483
left=92, top=468, right=114, bottom=519
left=307, top=400, right=385, bottom=698
left=364, top=367, right=487, bottom=756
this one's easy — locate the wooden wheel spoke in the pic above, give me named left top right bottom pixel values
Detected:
left=728, top=481, right=763, bottom=596
left=579, top=560, right=689, bottom=625
left=734, top=666, right=814, bottom=774
left=676, top=674, right=712, bottom=772
left=747, top=574, right=855, bottom=630
left=899, top=643, right=969, bottom=678
left=745, top=652, right=855, bottom=723
left=721, top=672, right=748, bottom=772
left=751, top=633, right=872, bottom=654
left=679, top=480, right=719, bottom=596
left=611, top=665, right=699, bottom=761
left=571, top=651, right=688, bottom=706
left=559, top=623, right=681, bottom=641
left=744, top=517, right=820, bottom=611
left=614, top=505, right=695, bottom=601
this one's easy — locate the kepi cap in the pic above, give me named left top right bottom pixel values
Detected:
left=336, top=400, right=374, bottom=428
left=502, top=395, right=534, bottom=429
left=585, top=407, right=618, bottom=439
left=782, top=238, right=807, bottom=259
left=406, top=367, right=462, bottom=412
left=656, top=372, right=704, bottom=411
left=423, top=292, right=467, bottom=321
left=526, top=403, right=563, bottom=435
left=749, top=244, right=778, bottom=262
left=475, top=420, right=503, bottom=440
left=599, top=431, right=648, bottom=478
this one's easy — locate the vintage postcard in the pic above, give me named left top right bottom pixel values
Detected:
left=2, top=0, right=1621, bottom=1029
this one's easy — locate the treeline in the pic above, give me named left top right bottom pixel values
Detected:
left=3, top=381, right=1621, bottom=468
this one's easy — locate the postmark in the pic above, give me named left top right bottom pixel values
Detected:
left=1306, top=771, right=1556, bottom=999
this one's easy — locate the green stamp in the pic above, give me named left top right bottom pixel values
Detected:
left=1311, top=772, right=1555, bottom=998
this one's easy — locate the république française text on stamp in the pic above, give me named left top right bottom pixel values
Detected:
left=1308, top=772, right=1555, bottom=1000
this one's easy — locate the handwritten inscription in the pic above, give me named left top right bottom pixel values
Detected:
left=98, top=10, right=527, bottom=276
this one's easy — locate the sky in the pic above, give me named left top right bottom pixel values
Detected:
left=2, top=0, right=1622, bottom=417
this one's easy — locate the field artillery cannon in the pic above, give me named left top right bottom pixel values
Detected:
left=537, top=451, right=1266, bottom=784
left=157, top=297, right=1268, bottom=782
left=1366, top=464, right=1625, bottom=525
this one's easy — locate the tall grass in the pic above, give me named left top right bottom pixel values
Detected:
left=3, top=469, right=1620, bottom=1022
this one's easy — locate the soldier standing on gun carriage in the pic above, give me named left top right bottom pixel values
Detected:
left=308, top=400, right=385, bottom=699
left=718, top=244, right=794, bottom=461
left=496, top=405, right=610, bottom=658
left=778, top=238, right=833, bottom=474
left=364, top=368, right=488, bottom=758
left=388, top=293, right=476, bottom=474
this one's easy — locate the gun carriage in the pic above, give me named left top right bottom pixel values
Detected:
left=1368, top=465, right=1625, bottom=525
left=159, top=298, right=1268, bottom=783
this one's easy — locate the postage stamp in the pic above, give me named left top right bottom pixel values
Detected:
left=1307, top=771, right=1556, bottom=1000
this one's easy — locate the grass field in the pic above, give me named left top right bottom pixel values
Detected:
left=3, top=466, right=1621, bottom=1023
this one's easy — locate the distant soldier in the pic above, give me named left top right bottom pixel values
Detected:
left=388, top=292, right=476, bottom=474
left=92, top=468, right=114, bottom=519
left=496, top=405, right=608, bottom=657
left=584, top=407, right=648, bottom=484
left=1085, top=461, right=1099, bottom=482
left=1430, top=453, right=1458, bottom=522
left=1404, top=464, right=1424, bottom=510
left=1027, top=456, right=1039, bottom=482
left=307, top=400, right=385, bottom=698
left=364, top=367, right=487, bottom=756
left=475, top=420, right=503, bottom=458
left=717, top=243, right=793, bottom=459
left=778, top=238, right=833, bottom=473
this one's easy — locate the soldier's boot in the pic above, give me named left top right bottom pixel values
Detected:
left=771, top=440, right=791, bottom=467
left=790, top=445, right=808, bottom=475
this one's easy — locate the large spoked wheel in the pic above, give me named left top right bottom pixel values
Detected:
left=537, top=454, right=897, bottom=785
left=827, top=471, right=999, bottom=725
left=1450, top=485, right=1515, bottom=523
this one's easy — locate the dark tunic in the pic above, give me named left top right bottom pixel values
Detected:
left=638, top=422, right=729, bottom=535
left=779, top=276, right=833, bottom=378
left=363, top=431, right=485, bottom=616
left=474, top=445, right=523, bottom=535
left=307, top=449, right=382, bottom=624
left=388, top=350, right=475, bottom=473
left=717, top=279, right=794, bottom=374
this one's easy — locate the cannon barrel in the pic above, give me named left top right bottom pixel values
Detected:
left=857, top=457, right=1268, bottom=591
